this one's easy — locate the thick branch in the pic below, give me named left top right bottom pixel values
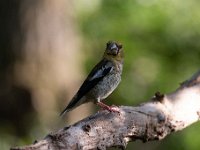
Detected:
left=11, top=70, right=200, bottom=150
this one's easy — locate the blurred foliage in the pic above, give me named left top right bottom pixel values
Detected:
left=1, top=0, right=200, bottom=149
left=76, top=0, right=200, bottom=149
left=77, top=0, right=200, bottom=103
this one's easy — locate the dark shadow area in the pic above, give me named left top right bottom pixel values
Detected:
left=0, top=0, right=35, bottom=138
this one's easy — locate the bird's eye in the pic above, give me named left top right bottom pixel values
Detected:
left=107, top=41, right=111, bottom=47
left=117, top=44, right=122, bottom=49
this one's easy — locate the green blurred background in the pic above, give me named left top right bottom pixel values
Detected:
left=1, top=0, right=200, bottom=149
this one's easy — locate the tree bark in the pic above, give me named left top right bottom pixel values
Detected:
left=11, top=70, right=200, bottom=150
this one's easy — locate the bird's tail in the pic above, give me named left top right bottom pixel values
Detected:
left=60, top=96, right=85, bottom=116
left=59, top=106, right=71, bottom=116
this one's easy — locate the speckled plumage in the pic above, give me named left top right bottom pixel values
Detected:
left=60, top=41, right=124, bottom=116
left=87, top=60, right=122, bottom=101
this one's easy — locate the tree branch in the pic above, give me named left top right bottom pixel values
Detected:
left=11, top=70, right=200, bottom=150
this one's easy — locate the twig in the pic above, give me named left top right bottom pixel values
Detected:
left=11, top=70, right=200, bottom=150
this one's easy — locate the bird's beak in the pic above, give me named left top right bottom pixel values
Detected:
left=108, top=43, right=119, bottom=55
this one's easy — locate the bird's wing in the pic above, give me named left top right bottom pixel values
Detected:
left=60, top=59, right=113, bottom=115
left=77, top=59, right=113, bottom=99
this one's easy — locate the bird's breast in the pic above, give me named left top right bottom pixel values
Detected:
left=87, top=65, right=122, bottom=101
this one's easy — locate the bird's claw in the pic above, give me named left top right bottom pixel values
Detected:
left=97, top=102, right=120, bottom=113
left=105, top=106, right=120, bottom=113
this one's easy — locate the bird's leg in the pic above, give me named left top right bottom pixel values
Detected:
left=97, top=101, right=119, bottom=112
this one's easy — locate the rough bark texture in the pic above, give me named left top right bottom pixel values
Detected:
left=11, top=70, right=200, bottom=150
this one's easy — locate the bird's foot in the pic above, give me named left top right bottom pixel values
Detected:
left=97, top=102, right=120, bottom=113
left=107, top=106, right=120, bottom=113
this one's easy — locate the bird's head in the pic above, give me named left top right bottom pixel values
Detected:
left=104, top=41, right=123, bottom=61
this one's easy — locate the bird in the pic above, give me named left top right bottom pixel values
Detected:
left=60, top=41, right=124, bottom=116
